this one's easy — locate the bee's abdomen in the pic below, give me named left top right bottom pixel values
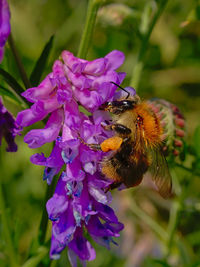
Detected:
left=101, top=140, right=149, bottom=188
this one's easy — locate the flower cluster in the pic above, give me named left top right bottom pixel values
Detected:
left=16, top=50, right=126, bottom=265
left=0, top=97, right=19, bottom=152
left=148, top=99, right=185, bottom=156
left=0, top=0, right=11, bottom=63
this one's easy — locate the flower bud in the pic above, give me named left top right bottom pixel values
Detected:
left=148, top=99, right=185, bottom=157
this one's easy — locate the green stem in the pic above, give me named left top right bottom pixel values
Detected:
left=166, top=201, right=180, bottom=257
left=0, top=175, right=19, bottom=267
left=8, top=34, right=32, bottom=89
left=130, top=199, right=168, bottom=241
left=175, top=163, right=200, bottom=176
left=38, top=179, right=56, bottom=245
left=77, top=0, right=101, bottom=59
left=130, top=0, right=168, bottom=90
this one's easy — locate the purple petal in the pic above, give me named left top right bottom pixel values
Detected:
left=83, top=58, right=107, bottom=76
left=87, top=216, right=111, bottom=237
left=65, top=158, right=85, bottom=182
left=88, top=186, right=109, bottom=204
left=47, top=194, right=68, bottom=221
left=16, top=108, right=46, bottom=127
left=62, top=50, right=86, bottom=74
left=67, top=249, right=78, bottom=267
left=64, top=100, right=81, bottom=130
left=64, top=65, right=92, bottom=89
left=52, top=204, right=76, bottom=244
left=90, top=235, right=111, bottom=250
left=105, top=50, right=125, bottom=70
left=94, top=202, right=119, bottom=223
left=0, top=97, right=19, bottom=151
left=113, top=86, right=136, bottom=100
left=31, top=97, right=61, bottom=116
left=105, top=221, right=124, bottom=236
left=24, top=108, right=64, bottom=148
left=31, top=140, right=64, bottom=169
left=62, top=124, right=76, bottom=141
left=68, top=228, right=96, bottom=261
left=61, top=138, right=80, bottom=164
left=57, top=88, right=72, bottom=104
left=43, top=167, right=60, bottom=185
left=52, top=60, right=66, bottom=77
left=0, top=0, right=11, bottom=63
left=21, top=74, right=54, bottom=103
left=50, top=234, right=65, bottom=260
left=117, top=71, right=126, bottom=84
left=74, top=88, right=101, bottom=112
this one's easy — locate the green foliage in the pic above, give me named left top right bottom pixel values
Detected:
left=30, top=35, right=54, bottom=86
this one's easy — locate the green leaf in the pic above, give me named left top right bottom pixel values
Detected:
left=30, top=35, right=54, bottom=86
left=0, top=68, right=25, bottom=95
left=0, top=86, right=21, bottom=104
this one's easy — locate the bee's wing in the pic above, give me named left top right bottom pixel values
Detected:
left=148, top=148, right=172, bottom=198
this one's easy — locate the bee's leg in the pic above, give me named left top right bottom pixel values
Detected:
left=78, top=132, right=124, bottom=152
left=105, top=182, right=122, bottom=192
left=103, top=123, right=131, bottom=135
left=77, top=135, right=102, bottom=151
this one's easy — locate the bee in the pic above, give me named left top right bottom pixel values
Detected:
left=90, top=83, right=172, bottom=198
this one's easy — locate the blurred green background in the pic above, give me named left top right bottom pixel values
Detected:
left=0, top=0, right=200, bottom=266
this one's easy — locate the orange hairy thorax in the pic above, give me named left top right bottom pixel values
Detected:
left=134, top=102, right=163, bottom=147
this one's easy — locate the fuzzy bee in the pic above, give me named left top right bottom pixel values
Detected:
left=86, top=84, right=172, bottom=198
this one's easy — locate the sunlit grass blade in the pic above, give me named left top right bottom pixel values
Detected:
left=30, top=35, right=54, bottom=86
left=0, top=85, right=21, bottom=104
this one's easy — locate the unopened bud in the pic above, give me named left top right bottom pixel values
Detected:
left=174, top=139, right=183, bottom=147
left=175, top=129, right=185, bottom=138
left=173, top=149, right=180, bottom=156
left=175, top=118, right=185, bottom=128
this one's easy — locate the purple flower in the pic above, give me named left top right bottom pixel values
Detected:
left=0, top=0, right=11, bottom=63
left=0, top=97, right=19, bottom=151
left=16, top=50, right=126, bottom=265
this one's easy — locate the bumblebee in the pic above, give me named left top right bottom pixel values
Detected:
left=88, top=84, right=172, bottom=198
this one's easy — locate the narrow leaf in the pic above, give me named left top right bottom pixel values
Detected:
left=0, top=68, right=25, bottom=95
left=0, top=85, right=21, bottom=104
left=30, top=35, right=54, bottom=86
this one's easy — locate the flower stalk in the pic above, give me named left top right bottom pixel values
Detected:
left=166, top=201, right=180, bottom=256
left=38, top=176, right=57, bottom=245
left=130, top=0, right=168, bottom=90
left=77, top=0, right=102, bottom=59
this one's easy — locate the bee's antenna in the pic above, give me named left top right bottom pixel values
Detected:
left=110, top=82, right=130, bottom=99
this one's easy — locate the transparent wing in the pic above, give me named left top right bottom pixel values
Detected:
left=148, top=147, right=172, bottom=198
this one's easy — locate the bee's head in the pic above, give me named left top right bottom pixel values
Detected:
left=99, top=82, right=140, bottom=114
left=100, top=99, right=138, bottom=114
